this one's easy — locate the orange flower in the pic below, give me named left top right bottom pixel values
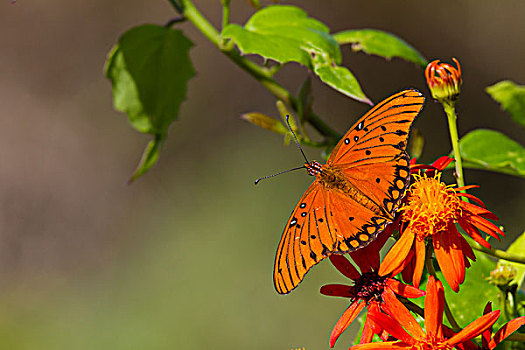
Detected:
left=378, top=157, right=505, bottom=292
left=320, top=229, right=425, bottom=347
left=425, top=58, right=462, bottom=103
left=349, top=276, right=501, bottom=350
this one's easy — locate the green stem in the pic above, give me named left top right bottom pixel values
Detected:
left=174, top=0, right=341, bottom=142
left=220, top=0, right=231, bottom=30
left=470, top=241, right=525, bottom=264
left=443, top=102, right=466, bottom=189
left=425, top=245, right=461, bottom=332
left=167, top=0, right=183, bottom=13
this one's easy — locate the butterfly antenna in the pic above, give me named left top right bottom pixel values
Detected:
left=254, top=165, right=306, bottom=185
left=285, top=115, right=309, bottom=163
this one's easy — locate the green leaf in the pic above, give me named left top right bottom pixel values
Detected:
left=333, top=29, right=428, bottom=67
left=457, top=129, right=525, bottom=178
left=221, top=5, right=370, bottom=104
left=105, top=24, right=195, bottom=180
left=501, top=231, right=525, bottom=289
left=106, top=24, right=195, bottom=134
left=312, top=56, right=372, bottom=105
left=486, top=80, right=525, bottom=128
left=127, top=135, right=164, bottom=184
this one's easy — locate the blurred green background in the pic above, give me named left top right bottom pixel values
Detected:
left=0, top=0, right=523, bottom=349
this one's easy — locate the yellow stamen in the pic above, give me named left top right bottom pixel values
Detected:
left=400, top=173, right=461, bottom=240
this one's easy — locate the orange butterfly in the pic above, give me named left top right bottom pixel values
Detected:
left=273, top=89, right=425, bottom=294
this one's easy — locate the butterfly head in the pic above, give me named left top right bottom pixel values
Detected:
left=305, top=161, right=323, bottom=177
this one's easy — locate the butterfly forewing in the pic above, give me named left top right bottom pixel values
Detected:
left=329, top=89, right=424, bottom=164
left=273, top=89, right=425, bottom=294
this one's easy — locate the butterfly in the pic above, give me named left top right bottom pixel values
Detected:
left=273, top=89, right=425, bottom=294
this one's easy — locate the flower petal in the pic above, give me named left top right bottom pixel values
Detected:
left=412, top=238, right=426, bottom=288
left=329, top=300, right=366, bottom=347
left=320, top=284, right=353, bottom=298
left=329, top=255, right=361, bottom=280
left=391, top=248, right=414, bottom=277
left=481, top=302, right=493, bottom=349
left=385, top=278, right=425, bottom=298
left=445, top=310, right=501, bottom=346
left=381, top=289, right=425, bottom=340
left=367, top=308, right=416, bottom=345
left=457, top=232, right=476, bottom=262
left=488, top=316, right=525, bottom=349
left=379, top=229, right=415, bottom=277
left=424, top=276, right=445, bottom=339
left=350, top=248, right=374, bottom=274
left=468, top=215, right=505, bottom=239
left=431, top=156, right=454, bottom=171
left=448, top=225, right=466, bottom=285
left=456, top=192, right=488, bottom=208
left=459, top=219, right=491, bottom=249
left=349, top=341, right=407, bottom=349
left=433, top=231, right=460, bottom=292
left=455, top=184, right=479, bottom=192
left=442, top=325, right=478, bottom=350
left=360, top=303, right=383, bottom=344
left=459, top=200, right=500, bottom=221
left=400, top=250, right=415, bottom=284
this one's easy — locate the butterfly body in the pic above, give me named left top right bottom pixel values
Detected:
left=274, top=89, right=425, bottom=295
left=306, top=161, right=391, bottom=219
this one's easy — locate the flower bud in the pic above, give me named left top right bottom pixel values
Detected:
left=425, top=58, right=462, bottom=103
left=487, top=262, right=517, bottom=287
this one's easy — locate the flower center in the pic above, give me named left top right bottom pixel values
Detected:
left=353, top=272, right=387, bottom=302
left=401, top=174, right=460, bottom=240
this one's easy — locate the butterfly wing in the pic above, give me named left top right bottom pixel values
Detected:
left=326, top=89, right=424, bottom=248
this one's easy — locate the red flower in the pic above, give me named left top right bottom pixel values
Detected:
left=425, top=58, right=462, bottom=103
left=349, top=276, right=501, bottom=349
left=321, top=229, right=425, bottom=347
left=379, top=157, right=505, bottom=292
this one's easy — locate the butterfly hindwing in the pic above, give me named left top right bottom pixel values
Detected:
left=323, top=189, right=391, bottom=253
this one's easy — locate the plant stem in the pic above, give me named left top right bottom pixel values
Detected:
left=425, top=245, right=461, bottom=332
left=220, top=0, right=231, bottom=30
left=165, top=17, right=186, bottom=27
left=167, top=0, right=183, bottom=13
left=443, top=102, right=466, bottom=189
left=470, top=241, right=525, bottom=264
left=173, top=0, right=341, bottom=142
